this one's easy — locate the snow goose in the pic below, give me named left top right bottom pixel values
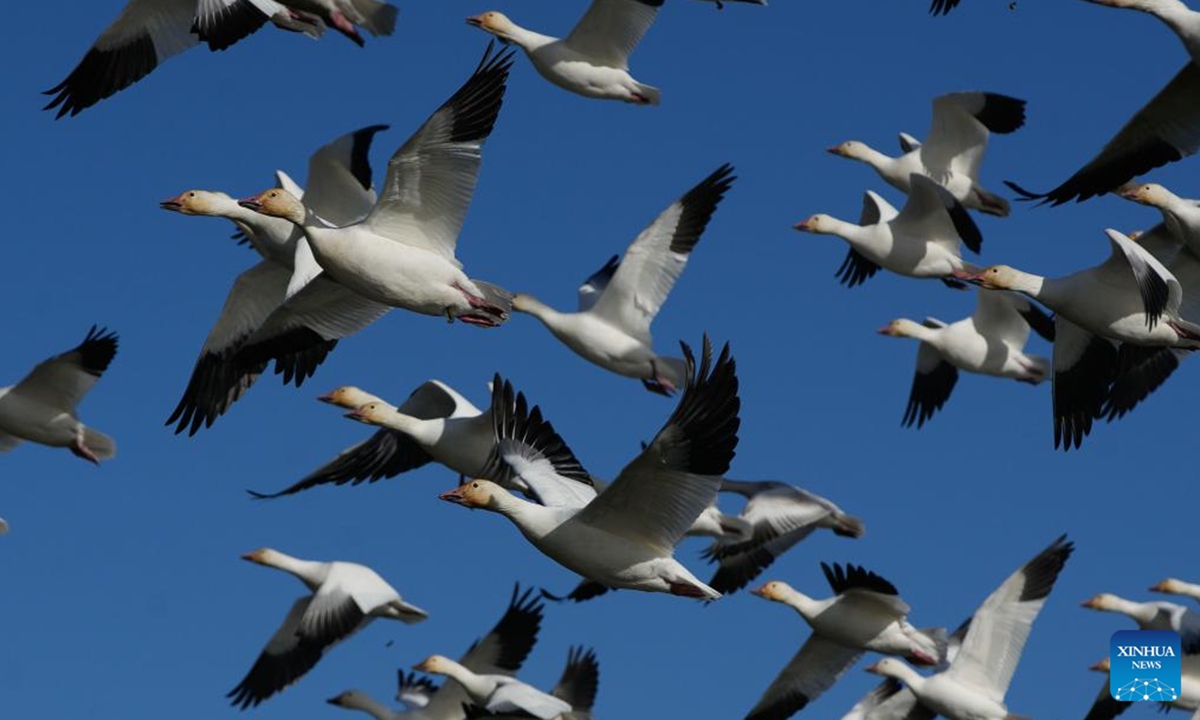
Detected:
left=961, top=229, right=1200, bottom=449
left=228, top=548, right=428, bottom=709
left=248, top=380, right=484, bottom=498
left=829, top=92, right=1026, bottom=217
left=703, top=480, right=864, bottom=596
left=240, top=44, right=516, bottom=327
left=878, top=291, right=1054, bottom=428
left=0, top=327, right=118, bottom=464
left=795, top=176, right=984, bottom=288
left=1082, top=593, right=1200, bottom=651
left=441, top=336, right=739, bottom=600
left=461, top=646, right=600, bottom=720
left=1006, top=0, right=1200, bottom=204
left=327, top=585, right=545, bottom=720
left=512, top=164, right=736, bottom=395
left=1120, top=182, right=1200, bottom=251
left=161, top=124, right=391, bottom=435
left=1152, top=578, right=1200, bottom=606
left=864, top=535, right=1074, bottom=720
left=414, top=654, right=571, bottom=720
left=838, top=619, right=971, bottom=720
left=44, top=0, right=327, bottom=118
left=742, top=564, right=947, bottom=720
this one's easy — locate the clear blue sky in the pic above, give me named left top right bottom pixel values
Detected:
left=1, top=1, right=1195, bottom=719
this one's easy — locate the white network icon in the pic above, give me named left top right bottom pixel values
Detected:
left=1114, top=678, right=1179, bottom=702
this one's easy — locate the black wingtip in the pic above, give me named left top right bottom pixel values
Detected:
left=349, top=124, right=390, bottom=191
left=668, top=163, right=737, bottom=256
left=974, top=93, right=1027, bottom=135
left=821, top=562, right=900, bottom=596
left=663, top=335, right=741, bottom=477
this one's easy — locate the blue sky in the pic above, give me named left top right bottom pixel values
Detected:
left=1, top=1, right=1197, bottom=718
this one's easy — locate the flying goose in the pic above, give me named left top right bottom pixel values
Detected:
left=829, top=92, right=1026, bottom=217
left=512, top=164, right=736, bottom=395
left=441, top=336, right=740, bottom=600
left=742, top=564, right=947, bottom=720
left=961, top=229, right=1200, bottom=449
left=462, top=646, right=601, bottom=720
left=327, top=585, right=545, bottom=720
left=1152, top=577, right=1200, bottom=606
left=161, top=124, right=390, bottom=435
left=228, top=548, right=428, bottom=709
left=44, top=0, right=397, bottom=118
left=414, top=654, right=571, bottom=720
left=1005, top=0, right=1200, bottom=204
left=466, top=0, right=761, bottom=104
left=240, top=44, right=516, bottom=327
left=0, top=326, right=118, bottom=464
left=703, top=481, right=864, bottom=596
left=1082, top=592, right=1200, bottom=652
left=248, top=381, right=483, bottom=499
left=864, top=535, right=1074, bottom=720
left=795, top=176, right=983, bottom=289
left=878, top=291, right=1054, bottom=428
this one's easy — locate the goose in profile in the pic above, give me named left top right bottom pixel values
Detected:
left=228, top=548, right=428, bottom=709
left=248, top=381, right=484, bottom=499
left=161, top=124, right=391, bottom=435
left=703, top=481, right=864, bottom=596
left=864, top=535, right=1074, bottom=720
left=961, top=229, right=1200, bottom=450
left=413, top=655, right=571, bottom=720
left=466, top=0, right=760, bottom=104
left=794, top=177, right=983, bottom=289
left=829, top=92, right=1026, bottom=216
left=441, top=336, right=740, bottom=600
left=462, top=646, right=601, bottom=720
left=838, top=619, right=972, bottom=720
left=1082, top=592, right=1200, bottom=651
left=240, top=44, right=516, bottom=328
left=44, top=0, right=397, bottom=118
left=1006, top=0, right=1200, bottom=204
left=878, top=291, right=1054, bottom=428
left=327, top=585, right=545, bottom=720
left=1152, top=577, right=1200, bottom=607
left=741, top=564, right=947, bottom=720
left=543, top=478, right=861, bottom=603
left=0, top=327, right=118, bottom=464
left=512, top=164, right=736, bottom=395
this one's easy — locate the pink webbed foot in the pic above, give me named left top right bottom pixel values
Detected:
left=71, top=437, right=100, bottom=465
left=909, top=650, right=939, bottom=667
left=330, top=10, right=364, bottom=45
left=458, top=313, right=502, bottom=328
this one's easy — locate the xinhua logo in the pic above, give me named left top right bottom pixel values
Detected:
left=1109, top=630, right=1182, bottom=701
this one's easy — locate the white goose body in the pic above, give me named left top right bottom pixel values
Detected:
left=0, top=327, right=118, bottom=463
left=467, top=2, right=665, bottom=105
left=514, top=165, right=734, bottom=394
left=240, top=47, right=515, bottom=328
left=796, top=178, right=983, bottom=287
left=772, top=583, right=941, bottom=660
left=921, top=320, right=1043, bottom=379
left=885, top=667, right=1009, bottom=720
left=349, top=399, right=493, bottom=479
left=443, top=338, right=739, bottom=600
left=414, top=656, right=571, bottom=720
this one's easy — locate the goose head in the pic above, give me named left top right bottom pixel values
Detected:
left=413, top=654, right=456, bottom=675
left=793, top=214, right=838, bottom=234
left=960, top=265, right=1024, bottom=291
left=1120, top=182, right=1174, bottom=209
left=1082, top=593, right=1128, bottom=611
left=750, top=580, right=795, bottom=602
left=319, top=386, right=380, bottom=409
left=466, top=11, right=519, bottom=41
left=877, top=319, right=926, bottom=338
left=241, top=547, right=284, bottom=566
left=439, top=479, right=504, bottom=510
left=344, top=400, right=399, bottom=425
left=239, top=188, right=306, bottom=224
left=1149, top=577, right=1199, bottom=597
left=160, top=189, right=235, bottom=216
left=827, top=141, right=872, bottom=161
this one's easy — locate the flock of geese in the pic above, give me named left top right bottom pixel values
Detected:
left=5, top=0, right=1200, bottom=718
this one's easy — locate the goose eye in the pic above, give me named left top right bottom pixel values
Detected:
left=188, top=192, right=196, bottom=198
left=472, top=482, right=480, bottom=489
